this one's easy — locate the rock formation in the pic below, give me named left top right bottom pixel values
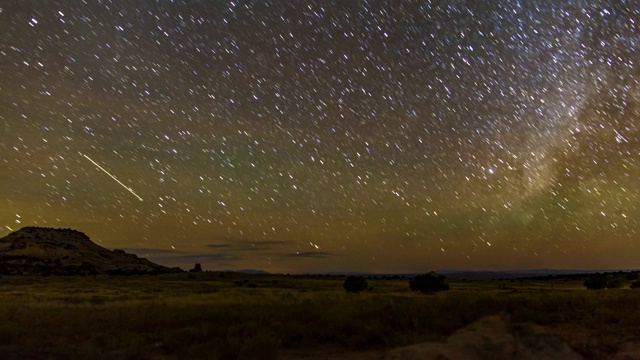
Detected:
left=0, top=227, right=182, bottom=275
left=190, top=263, right=203, bottom=272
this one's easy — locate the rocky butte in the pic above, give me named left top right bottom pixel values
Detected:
left=0, top=226, right=182, bottom=276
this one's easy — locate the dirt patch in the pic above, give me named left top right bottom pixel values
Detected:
left=283, top=314, right=586, bottom=360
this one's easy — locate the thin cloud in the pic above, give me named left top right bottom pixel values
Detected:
left=206, top=244, right=233, bottom=249
left=207, top=238, right=290, bottom=251
left=120, top=247, right=180, bottom=255
left=122, top=248, right=242, bottom=263
left=285, top=251, right=332, bottom=259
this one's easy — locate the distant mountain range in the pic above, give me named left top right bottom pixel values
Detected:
left=0, top=227, right=182, bottom=276
left=301, top=269, right=638, bottom=279
left=437, top=269, right=630, bottom=280
left=215, top=269, right=271, bottom=275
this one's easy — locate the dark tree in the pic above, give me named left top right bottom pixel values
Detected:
left=409, top=272, right=450, bottom=294
left=584, top=275, right=609, bottom=290
left=343, top=276, right=368, bottom=293
left=606, top=277, right=622, bottom=289
left=626, top=272, right=639, bottom=280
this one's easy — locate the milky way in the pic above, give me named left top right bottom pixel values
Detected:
left=2, top=1, right=639, bottom=272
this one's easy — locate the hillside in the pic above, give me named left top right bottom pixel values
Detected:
left=0, top=227, right=182, bottom=275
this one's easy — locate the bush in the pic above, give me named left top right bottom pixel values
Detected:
left=626, top=272, right=639, bottom=280
left=343, top=276, right=368, bottom=293
left=584, top=275, right=608, bottom=289
left=607, top=278, right=622, bottom=289
left=584, top=275, right=622, bottom=290
left=630, top=279, right=640, bottom=289
left=409, top=272, right=450, bottom=295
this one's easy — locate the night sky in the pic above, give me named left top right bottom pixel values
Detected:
left=2, top=1, right=639, bottom=273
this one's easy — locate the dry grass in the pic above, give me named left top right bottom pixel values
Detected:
left=0, top=272, right=638, bottom=359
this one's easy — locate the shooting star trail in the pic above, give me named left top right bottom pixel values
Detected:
left=80, top=153, right=144, bottom=202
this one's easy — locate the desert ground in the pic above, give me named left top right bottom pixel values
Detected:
left=1, top=271, right=639, bottom=359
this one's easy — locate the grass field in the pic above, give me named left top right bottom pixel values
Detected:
left=1, top=272, right=639, bottom=359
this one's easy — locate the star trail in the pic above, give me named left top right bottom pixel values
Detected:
left=1, top=1, right=639, bottom=273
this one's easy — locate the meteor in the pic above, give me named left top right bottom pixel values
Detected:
left=80, top=153, right=143, bottom=202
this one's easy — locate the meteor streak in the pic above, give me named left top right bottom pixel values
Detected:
left=80, top=153, right=143, bottom=201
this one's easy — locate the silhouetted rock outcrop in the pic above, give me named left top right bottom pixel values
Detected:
left=190, top=263, right=203, bottom=272
left=0, top=227, right=183, bottom=276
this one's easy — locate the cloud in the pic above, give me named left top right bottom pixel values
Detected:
left=284, top=251, right=332, bottom=259
left=145, top=252, right=243, bottom=269
left=207, top=238, right=290, bottom=251
left=120, top=247, right=180, bottom=255
left=121, top=247, right=243, bottom=269
left=122, top=240, right=333, bottom=271
left=163, top=253, right=242, bottom=262
left=206, top=244, right=232, bottom=249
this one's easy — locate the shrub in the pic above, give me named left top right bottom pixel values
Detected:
left=343, top=276, right=368, bottom=293
left=626, top=272, right=639, bottom=280
left=409, top=272, right=450, bottom=294
left=584, top=275, right=622, bottom=290
left=630, top=279, right=640, bottom=289
left=584, top=275, right=608, bottom=289
left=607, top=278, right=622, bottom=289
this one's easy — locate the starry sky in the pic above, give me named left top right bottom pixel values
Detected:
left=2, top=1, right=639, bottom=273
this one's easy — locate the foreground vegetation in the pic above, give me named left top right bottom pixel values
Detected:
left=0, top=272, right=639, bottom=359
